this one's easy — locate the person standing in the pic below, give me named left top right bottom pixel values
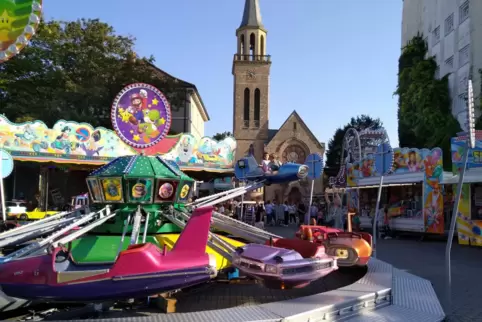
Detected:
left=265, top=200, right=274, bottom=226
left=283, top=201, right=289, bottom=226
left=288, top=202, right=297, bottom=224
left=297, top=202, right=306, bottom=226
left=382, top=206, right=392, bottom=239
left=255, top=201, right=264, bottom=223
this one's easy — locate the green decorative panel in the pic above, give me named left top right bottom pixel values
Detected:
left=127, top=156, right=155, bottom=177
left=100, top=157, right=131, bottom=176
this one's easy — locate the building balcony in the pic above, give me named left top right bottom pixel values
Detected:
left=234, top=54, right=271, bottom=62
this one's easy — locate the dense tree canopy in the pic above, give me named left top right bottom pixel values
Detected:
left=212, top=131, right=233, bottom=141
left=325, top=115, right=382, bottom=178
left=0, top=19, right=185, bottom=129
left=395, top=34, right=460, bottom=169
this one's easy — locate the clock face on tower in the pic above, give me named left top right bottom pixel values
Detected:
left=282, top=145, right=306, bottom=164
left=246, top=70, right=256, bottom=80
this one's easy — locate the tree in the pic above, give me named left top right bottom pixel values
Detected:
left=325, top=115, right=382, bottom=178
left=0, top=19, right=185, bottom=129
left=395, top=34, right=460, bottom=169
left=213, top=131, right=233, bottom=141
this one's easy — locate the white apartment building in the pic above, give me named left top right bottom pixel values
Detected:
left=401, top=0, right=482, bottom=129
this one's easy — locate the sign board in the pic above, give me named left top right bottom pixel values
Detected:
left=0, top=149, right=13, bottom=179
left=305, top=153, right=323, bottom=180
left=111, top=83, right=172, bottom=149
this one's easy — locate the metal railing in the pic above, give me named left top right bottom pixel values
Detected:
left=234, top=54, right=271, bottom=62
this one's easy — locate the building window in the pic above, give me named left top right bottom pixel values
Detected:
left=432, top=26, right=440, bottom=44
left=459, top=45, right=470, bottom=67
left=293, top=122, right=297, bottom=131
left=445, top=13, right=454, bottom=35
left=243, top=88, right=250, bottom=128
left=254, top=88, right=260, bottom=128
left=459, top=1, right=469, bottom=24
left=445, top=56, right=454, bottom=69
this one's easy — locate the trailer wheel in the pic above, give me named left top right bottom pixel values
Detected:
left=19, top=214, right=28, bottom=221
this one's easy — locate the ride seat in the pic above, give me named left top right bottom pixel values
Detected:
left=271, top=238, right=319, bottom=259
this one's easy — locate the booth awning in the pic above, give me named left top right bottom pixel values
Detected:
left=442, top=168, right=482, bottom=184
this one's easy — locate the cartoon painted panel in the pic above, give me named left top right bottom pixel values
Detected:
left=100, top=178, right=123, bottom=202
left=161, top=134, right=236, bottom=171
left=423, top=148, right=444, bottom=234
left=451, top=137, right=482, bottom=171
left=346, top=147, right=439, bottom=187
left=0, top=115, right=136, bottom=164
left=86, top=178, right=103, bottom=203
left=155, top=180, right=178, bottom=203
left=455, top=184, right=474, bottom=245
left=177, top=182, right=193, bottom=203
left=392, top=148, right=428, bottom=174
left=127, top=179, right=154, bottom=204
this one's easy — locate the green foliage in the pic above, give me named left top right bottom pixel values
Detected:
left=0, top=19, right=185, bottom=129
left=325, top=115, right=382, bottom=177
left=213, top=131, right=233, bottom=141
left=396, top=34, right=460, bottom=169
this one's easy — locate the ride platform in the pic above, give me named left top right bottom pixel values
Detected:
left=1, top=258, right=444, bottom=321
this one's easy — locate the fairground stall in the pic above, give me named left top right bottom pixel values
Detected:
left=346, top=146, right=449, bottom=234
left=0, top=114, right=236, bottom=215
left=446, top=133, right=482, bottom=246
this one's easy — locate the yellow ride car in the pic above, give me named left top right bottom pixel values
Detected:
left=14, top=208, right=59, bottom=221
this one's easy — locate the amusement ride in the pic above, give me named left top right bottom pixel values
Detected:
left=0, top=1, right=445, bottom=320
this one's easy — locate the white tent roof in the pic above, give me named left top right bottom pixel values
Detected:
left=441, top=168, right=482, bottom=184
left=350, top=171, right=454, bottom=189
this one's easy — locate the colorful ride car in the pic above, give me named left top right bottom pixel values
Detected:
left=233, top=238, right=337, bottom=289
left=234, top=156, right=308, bottom=185
left=296, top=225, right=372, bottom=267
left=13, top=208, right=60, bottom=221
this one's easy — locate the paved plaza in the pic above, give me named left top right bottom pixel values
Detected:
left=268, top=225, right=482, bottom=321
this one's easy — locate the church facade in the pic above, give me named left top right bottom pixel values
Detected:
left=232, top=0, right=325, bottom=204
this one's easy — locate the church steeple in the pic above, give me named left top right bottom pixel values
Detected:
left=235, top=0, right=268, bottom=57
left=239, top=0, right=264, bottom=29
left=232, top=0, right=271, bottom=163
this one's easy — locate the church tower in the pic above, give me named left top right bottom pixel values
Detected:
left=232, top=0, right=271, bottom=162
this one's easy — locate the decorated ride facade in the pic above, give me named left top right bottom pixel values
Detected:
left=345, top=146, right=447, bottom=234
left=0, top=115, right=236, bottom=217
left=449, top=132, right=482, bottom=247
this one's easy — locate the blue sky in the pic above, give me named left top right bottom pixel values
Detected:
left=44, top=0, right=403, bottom=147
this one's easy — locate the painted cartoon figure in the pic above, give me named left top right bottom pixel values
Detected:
left=81, top=130, right=104, bottom=156
left=360, top=159, right=373, bottom=177
left=176, top=136, right=197, bottom=164
left=126, top=90, right=148, bottom=128
left=51, top=126, right=75, bottom=153
left=137, top=110, right=163, bottom=143
left=424, top=180, right=443, bottom=232
left=393, top=151, right=407, bottom=170
left=407, top=151, right=420, bottom=172
left=15, top=124, right=37, bottom=144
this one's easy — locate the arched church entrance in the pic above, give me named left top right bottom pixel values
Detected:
left=286, top=187, right=302, bottom=204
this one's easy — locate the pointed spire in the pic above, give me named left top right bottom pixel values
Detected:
left=239, top=0, right=264, bottom=29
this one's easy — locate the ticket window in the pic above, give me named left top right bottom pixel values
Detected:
left=471, top=184, right=482, bottom=220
